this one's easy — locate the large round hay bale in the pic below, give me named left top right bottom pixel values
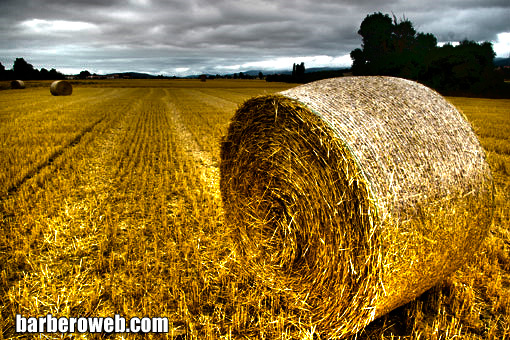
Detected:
left=220, top=76, right=493, bottom=338
left=11, top=80, right=25, bottom=89
left=50, top=80, right=72, bottom=96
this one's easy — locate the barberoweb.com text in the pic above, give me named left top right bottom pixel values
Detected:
left=16, top=314, right=169, bottom=333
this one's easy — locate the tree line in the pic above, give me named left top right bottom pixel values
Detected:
left=0, top=58, right=66, bottom=81
left=268, top=13, right=507, bottom=97
left=266, top=64, right=347, bottom=83
left=350, top=12, right=508, bottom=97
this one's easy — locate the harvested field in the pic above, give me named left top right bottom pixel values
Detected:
left=0, top=79, right=508, bottom=339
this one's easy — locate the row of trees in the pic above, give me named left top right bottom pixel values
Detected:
left=350, top=12, right=507, bottom=96
left=266, top=65, right=347, bottom=83
left=198, top=72, right=264, bottom=80
left=292, top=62, right=306, bottom=80
left=0, top=58, right=66, bottom=81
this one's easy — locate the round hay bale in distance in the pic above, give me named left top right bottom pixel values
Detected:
left=220, top=76, right=494, bottom=338
left=11, top=80, right=25, bottom=89
left=50, top=80, right=72, bottom=96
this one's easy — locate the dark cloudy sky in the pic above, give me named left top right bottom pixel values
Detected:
left=1, top=0, right=509, bottom=76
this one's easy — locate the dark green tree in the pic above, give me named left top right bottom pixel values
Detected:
left=292, top=62, right=305, bottom=81
left=351, top=12, right=505, bottom=96
left=388, top=16, right=417, bottom=77
left=79, top=70, right=91, bottom=79
left=48, top=68, right=64, bottom=80
left=352, top=13, right=424, bottom=76
left=355, top=12, right=394, bottom=75
left=13, top=58, right=38, bottom=79
left=350, top=48, right=366, bottom=75
left=424, top=40, right=498, bottom=94
left=39, top=68, right=49, bottom=79
left=392, top=16, right=416, bottom=53
left=297, top=62, right=305, bottom=78
left=0, top=62, right=5, bottom=80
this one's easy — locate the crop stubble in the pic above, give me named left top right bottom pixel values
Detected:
left=0, top=80, right=508, bottom=339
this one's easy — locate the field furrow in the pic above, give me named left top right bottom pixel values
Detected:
left=0, top=87, right=135, bottom=196
left=161, top=89, right=221, bottom=199
left=0, top=85, right=233, bottom=338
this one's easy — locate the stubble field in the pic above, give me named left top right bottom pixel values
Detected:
left=0, top=79, right=509, bottom=339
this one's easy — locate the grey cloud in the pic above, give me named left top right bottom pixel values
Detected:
left=1, top=0, right=509, bottom=75
left=418, top=8, right=510, bottom=42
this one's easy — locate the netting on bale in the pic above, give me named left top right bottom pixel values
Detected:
left=220, top=76, right=494, bottom=338
left=50, top=80, right=72, bottom=96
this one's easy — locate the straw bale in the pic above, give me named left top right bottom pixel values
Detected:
left=50, top=80, right=72, bottom=96
left=220, top=76, right=494, bottom=338
left=11, top=80, right=25, bottom=89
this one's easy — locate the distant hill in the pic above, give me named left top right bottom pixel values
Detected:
left=236, top=67, right=350, bottom=76
left=494, top=57, right=510, bottom=67
left=98, top=67, right=351, bottom=80
left=265, top=67, right=351, bottom=83
left=106, top=72, right=161, bottom=79
left=197, top=67, right=351, bottom=79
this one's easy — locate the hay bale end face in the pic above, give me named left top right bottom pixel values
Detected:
left=220, top=76, right=493, bottom=338
left=50, top=80, right=72, bottom=96
left=11, top=80, right=25, bottom=89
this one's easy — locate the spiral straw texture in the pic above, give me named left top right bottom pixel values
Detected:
left=220, top=76, right=494, bottom=338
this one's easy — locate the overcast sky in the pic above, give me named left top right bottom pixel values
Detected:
left=1, top=0, right=509, bottom=76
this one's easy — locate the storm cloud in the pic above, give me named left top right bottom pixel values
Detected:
left=1, top=0, right=509, bottom=75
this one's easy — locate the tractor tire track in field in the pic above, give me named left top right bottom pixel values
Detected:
left=78, top=88, right=160, bottom=196
left=162, top=89, right=221, bottom=199
left=0, top=88, right=133, bottom=198
left=2, top=115, right=106, bottom=200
